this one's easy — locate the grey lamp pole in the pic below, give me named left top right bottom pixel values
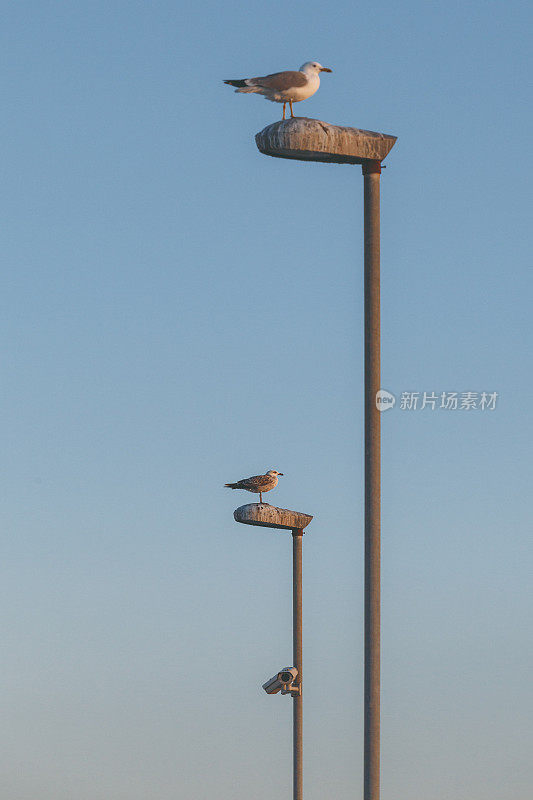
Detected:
left=254, top=116, right=396, bottom=800
left=233, top=505, right=312, bottom=800
left=363, top=159, right=381, bottom=800
left=292, top=528, right=304, bottom=800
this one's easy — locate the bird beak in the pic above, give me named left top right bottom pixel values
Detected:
left=320, top=67, right=332, bottom=72
left=278, top=472, right=284, bottom=476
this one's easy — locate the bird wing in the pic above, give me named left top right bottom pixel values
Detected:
left=237, top=474, right=274, bottom=490
left=248, top=71, right=308, bottom=91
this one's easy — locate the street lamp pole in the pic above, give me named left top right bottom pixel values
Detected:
left=233, top=505, right=312, bottom=800
left=292, top=528, right=304, bottom=800
left=363, top=160, right=381, bottom=800
left=254, top=115, right=396, bottom=800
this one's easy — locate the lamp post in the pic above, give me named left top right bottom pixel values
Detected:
left=234, top=503, right=313, bottom=800
left=292, top=528, right=303, bottom=800
left=363, top=158, right=381, bottom=800
left=255, top=116, right=396, bottom=800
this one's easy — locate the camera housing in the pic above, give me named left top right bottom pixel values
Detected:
left=262, top=666, right=300, bottom=696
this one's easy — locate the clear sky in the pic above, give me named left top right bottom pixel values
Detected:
left=2, top=1, right=532, bottom=798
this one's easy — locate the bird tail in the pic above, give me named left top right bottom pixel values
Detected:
left=223, top=79, right=259, bottom=94
left=224, top=483, right=239, bottom=489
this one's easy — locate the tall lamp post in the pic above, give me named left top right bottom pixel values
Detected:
left=255, top=117, right=396, bottom=800
left=234, top=502, right=313, bottom=800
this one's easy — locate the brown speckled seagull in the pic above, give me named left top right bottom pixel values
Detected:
left=224, top=470, right=284, bottom=504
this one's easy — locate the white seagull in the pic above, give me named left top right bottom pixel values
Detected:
left=225, top=470, right=284, bottom=504
left=224, top=61, right=332, bottom=120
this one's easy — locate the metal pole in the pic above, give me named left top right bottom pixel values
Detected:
left=363, top=159, right=381, bottom=800
left=292, top=529, right=303, bottom=800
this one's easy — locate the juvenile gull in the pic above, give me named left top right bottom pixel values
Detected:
left=225, top=470, right=284, bottom=504
left=224, top=61, right=332, bottom=120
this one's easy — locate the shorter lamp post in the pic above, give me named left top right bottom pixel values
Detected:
left=234, top=502, right=313, bottom=800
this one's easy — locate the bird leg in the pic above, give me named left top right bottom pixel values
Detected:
left=282, top=103, right=286, bottom=120
left=259, top=492, right=263, bottom=503
left=289, top=100, right=294, bottom=118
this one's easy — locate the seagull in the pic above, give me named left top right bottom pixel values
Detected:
left=225, top=470, right=284, bottom=504
left=224, top=61, right=332, bottom=120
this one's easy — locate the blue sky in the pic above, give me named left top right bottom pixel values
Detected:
left=1, top=1, right=532, bottom=798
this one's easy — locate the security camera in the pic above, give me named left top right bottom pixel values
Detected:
left=262, top=667, right=299, bottom=696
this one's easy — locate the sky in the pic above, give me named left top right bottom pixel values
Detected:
left=1, top=1, right=532, bottom=798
